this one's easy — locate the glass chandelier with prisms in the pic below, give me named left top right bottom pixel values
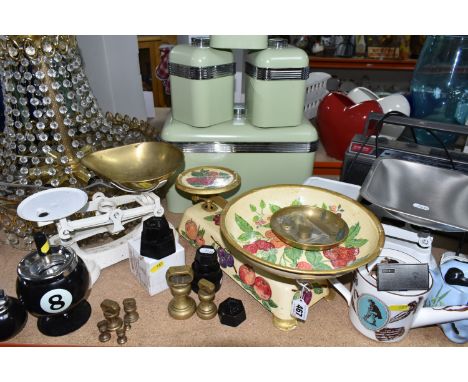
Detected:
left=0, top=35, right=151, bottom=201
left=0, top=35, right=153, bottom=246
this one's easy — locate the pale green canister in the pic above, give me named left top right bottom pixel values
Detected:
left=246, top=38, right=309, bottom=128
left=169, top=37, right=235, bottom=127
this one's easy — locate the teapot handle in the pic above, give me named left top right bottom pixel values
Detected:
left=329, top=277, right=352, bottom=306
left=445, top=268, right=468, bottom=287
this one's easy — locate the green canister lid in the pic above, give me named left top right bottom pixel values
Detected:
left=169, top=40, right=234, bottom=73
left=246, top=38, right=309, bottom=76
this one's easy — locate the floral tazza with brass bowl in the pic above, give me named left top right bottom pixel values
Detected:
left=220, top=184, right=385, bottom=280
left=270, top=205, right=349, bottom=251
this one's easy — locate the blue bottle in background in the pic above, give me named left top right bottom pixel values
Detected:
left=410, top=35, right=468, bottom=147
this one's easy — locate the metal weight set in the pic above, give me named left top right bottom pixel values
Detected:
left=99, top=298, right=139, bottom=345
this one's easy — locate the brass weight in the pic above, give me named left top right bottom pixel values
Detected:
left=100, top=299, right=123, bottom=332
left=196, top=279, right=217, bottom=320
left=166, top=266, right=196, bottom=320
left=116, top=327, right=127, bottom=345
left=97, top=320, right=111, bottom=343
left=123, top=298, right=139, bottom=324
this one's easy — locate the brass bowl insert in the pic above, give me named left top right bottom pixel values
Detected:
left=270, top=205, right=349, bottom=251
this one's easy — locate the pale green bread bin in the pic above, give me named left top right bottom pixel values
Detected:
left=169, top=37, right=235, bottom=127
left=246, top=38, right=309, bottom=128
left=161, top=109, right=318, bottom=213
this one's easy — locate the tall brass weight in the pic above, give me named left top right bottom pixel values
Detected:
left=196, top=279, right=217, bottom=320
left=166, top=266, right=196, bottom=320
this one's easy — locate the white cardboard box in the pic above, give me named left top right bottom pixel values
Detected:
left=128, top=231, right=185, bottom=296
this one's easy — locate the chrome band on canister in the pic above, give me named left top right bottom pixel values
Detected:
left=245, top=62, right=309, bottom=81
left=169, top=62, right=236, bottom=80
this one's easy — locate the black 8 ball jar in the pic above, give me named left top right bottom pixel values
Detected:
left=16, top=245, right=91, bottom=337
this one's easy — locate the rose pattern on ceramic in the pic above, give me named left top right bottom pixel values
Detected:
left=180, top=219, right=206, bottom=247
left=235, top=199, right=368, bottom=271
left=183, top=168, right=233, bottom=189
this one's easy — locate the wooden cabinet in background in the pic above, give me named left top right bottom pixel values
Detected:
left=309, top=56, right=417, bottom=71
left=138, top=35, right=177, bottom=107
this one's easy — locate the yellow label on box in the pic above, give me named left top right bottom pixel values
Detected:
left=150, top=261, right=164, bottom=273
left=389, top=305, right=409, bottom=311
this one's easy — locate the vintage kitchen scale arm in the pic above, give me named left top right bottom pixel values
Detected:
left=47, top=193, right=164, bottom=242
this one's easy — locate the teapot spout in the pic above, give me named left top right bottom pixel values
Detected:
left=412, top=306, right=468, bottom=328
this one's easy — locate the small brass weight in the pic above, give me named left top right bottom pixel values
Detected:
left=196, top=279, right=217, bottom=320
left=100, top=299, right=123, bottom=332
left=97, top=320, right=111, bottom=343
left=116, top=327, right=127, bottom=345
left=123, top=298, right=139, bottom=330
left=166, top=265, right=196, bottom=320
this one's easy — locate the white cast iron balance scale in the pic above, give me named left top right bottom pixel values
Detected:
left=15, top=141, right=184, bottom=286
left=17, top=187, right=165, bottom=286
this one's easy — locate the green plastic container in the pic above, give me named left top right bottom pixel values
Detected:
left=246, top=38, right=309, bottom=128
left=161, top=106, right=318, bottom=213
left=169, top=37, right=235, bottom=127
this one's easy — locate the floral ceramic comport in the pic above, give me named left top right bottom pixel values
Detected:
left=177, top=167, right=385, bottom=330
left=177, top=166, right=328, bottom=330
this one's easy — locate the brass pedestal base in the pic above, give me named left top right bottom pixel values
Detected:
left=167, top=265, right=197, bottom=320
left=272, top=316, right=298, bottom=331
left=168, top=298, right=196, bottom=320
